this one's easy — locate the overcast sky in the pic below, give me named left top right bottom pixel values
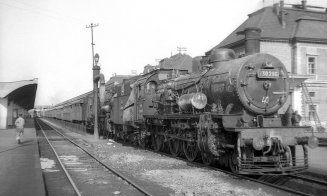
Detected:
left=1, top=0, right=327, bottom=106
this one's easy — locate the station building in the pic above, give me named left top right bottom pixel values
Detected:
left=0, top=79, right=38, bottom=129
left=210, top=1, right=327, bottom=129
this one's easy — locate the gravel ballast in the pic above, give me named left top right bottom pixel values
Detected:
left=43, top=119, right=292, bottom=196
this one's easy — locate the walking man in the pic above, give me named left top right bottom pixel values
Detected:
left=15, top=114, right=25, bottom=144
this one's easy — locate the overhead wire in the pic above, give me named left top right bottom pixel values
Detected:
left=0, top=0, right=85, bottom=27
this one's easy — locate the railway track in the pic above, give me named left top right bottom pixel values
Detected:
left=149, top=148, right=327, bottom=196
left=253, top=174, right=327, bottom=196
left=318, top=137, right=327, bottom=147
left=112, top=133, right=327, bottom=196
left=108, top=133, right=327, bottom=196
left=35, top=118, right=152, bottom=196
left=41, top=118, right=327, bottom=196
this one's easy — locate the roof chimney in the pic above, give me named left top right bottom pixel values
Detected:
left=302, top=0, right=307, bottom=10
left=237, top=27, right=261, bottom=56
left=279, top=0, right=286, bottom=28
left=273, top=3, right=280, bottom=14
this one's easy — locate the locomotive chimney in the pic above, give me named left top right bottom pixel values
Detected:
left=302, top=0, right=307, bottom=10
left=279, top=0, right=286, bottom=28
left=237, top=27, right=261, bottom=56
left=192, top=56, right=203, bottom=73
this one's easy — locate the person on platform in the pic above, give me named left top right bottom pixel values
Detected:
left=291, top=110, right=302, bottom=126
left=15, top=114, right=25, bottom=144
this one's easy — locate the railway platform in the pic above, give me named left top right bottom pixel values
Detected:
left=0, top=127, right=45, bottom=196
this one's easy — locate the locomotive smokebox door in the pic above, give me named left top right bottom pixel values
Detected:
left=237, top=53, right=289, bottom=115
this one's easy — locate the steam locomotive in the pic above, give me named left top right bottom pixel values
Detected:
left=106, top=47, right=318, bottom=175
left=44, top=28, right=319, bottom=175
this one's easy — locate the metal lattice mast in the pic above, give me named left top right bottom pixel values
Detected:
left=301, top=82, right=322, bottom=131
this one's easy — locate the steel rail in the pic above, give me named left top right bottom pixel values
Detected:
left=35, top=119, right=82, bottom=196
left=38, top=118, right=153, bottom=196
left=235, top=175, right=312, bottom=196
left=289, top=174, right=327, bottom=186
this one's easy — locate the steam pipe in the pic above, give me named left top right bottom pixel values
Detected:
left=94, top=73, right=106, bottom=105
left=94, top=73, right=105, bottom=84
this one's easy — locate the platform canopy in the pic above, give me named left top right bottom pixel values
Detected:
left=0, top=78, right=38, bottom=110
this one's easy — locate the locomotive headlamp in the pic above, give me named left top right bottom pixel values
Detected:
left=94, top=53, right=99, bottom=66
left=308, top=135, right=319, bottom=149
left=263, top=61, right=273, bottom=68
left=252, top=137, right=265, bottom=151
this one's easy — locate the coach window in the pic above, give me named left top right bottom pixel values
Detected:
left=307, top=56, right=316, bottom=75
left=146, top=81, right=157, bottom=94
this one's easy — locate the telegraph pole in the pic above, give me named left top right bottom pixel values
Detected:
left=86, top=23, right=100, bottom=140
left=86, top=23, right=99, bottom=66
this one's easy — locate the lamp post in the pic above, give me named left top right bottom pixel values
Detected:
left=93, top=53, right=100, bottom=139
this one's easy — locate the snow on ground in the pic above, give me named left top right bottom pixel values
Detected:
left=40, top=157, right=59, bottom=172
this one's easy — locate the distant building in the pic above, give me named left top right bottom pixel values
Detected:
left=159, top=53, right=193, bottom=72
left=143, top=64, right=157, bottom=74
left=0, top=79, right=38, bottom=129
left=210, top=0, right=327, bottom=128
left=106, top=74, right=135, bottom=87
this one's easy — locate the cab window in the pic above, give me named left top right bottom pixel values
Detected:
left=146, top=81, right=157, bottom=94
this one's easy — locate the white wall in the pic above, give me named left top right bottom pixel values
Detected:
left=260, top=41, right=292, bottom=72
left=0, top=98, right=8, bottom=129
left=293, top=87, right=303, bottom=116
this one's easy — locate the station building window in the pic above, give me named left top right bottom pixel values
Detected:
left=307, top=56, right=316, bottom=74
left=309, top=91, right=316, bottom=97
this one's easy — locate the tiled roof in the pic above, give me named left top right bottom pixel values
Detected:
left=159, top=53, right=192, bottom=71
left=105, top=75, right=134, bottom=85
left=212, top=6, right=327, bottom=50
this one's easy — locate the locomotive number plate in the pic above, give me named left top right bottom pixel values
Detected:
left=257, top=69, right=279, bottom=78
